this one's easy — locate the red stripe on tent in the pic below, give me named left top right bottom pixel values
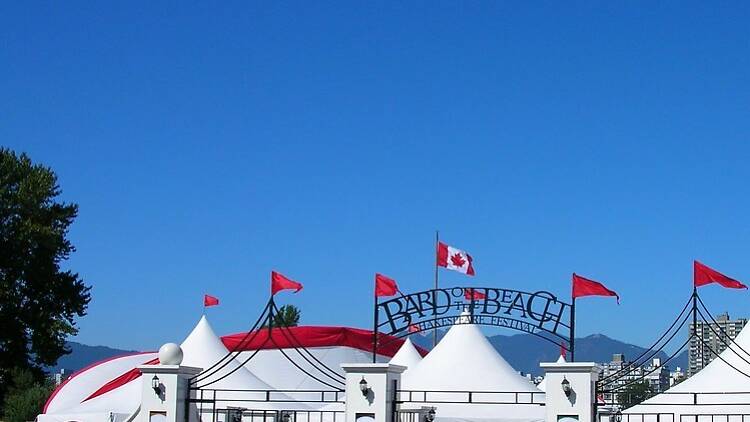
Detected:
left=82, top=357, right=159, bottom=402
left=63, top=326, right=425, bottom=407
left=221, top=326, right=429, bottom=357
left=43, top=351, right=155, bottom=413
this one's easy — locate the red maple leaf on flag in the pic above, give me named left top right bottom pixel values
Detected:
left=450, top=252, right=466, bottom=268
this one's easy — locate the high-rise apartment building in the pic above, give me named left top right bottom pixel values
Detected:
left=688, top=312, right=747, bottom=376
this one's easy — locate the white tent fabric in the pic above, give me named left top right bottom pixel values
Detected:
left=41, top=316, right=310, bottom=422
left=403, top=312, right=544, bottom=422
left=39, top=352, right=158, bottom=422
left=43, top=352, right=157, bottom=415
left=390, top=338, right=423, bottom=377
left=626, top=321, right=750, bottom=416
left=180, top=316, right=308, bottom=410
left=237, top=345, right=382, bottom=391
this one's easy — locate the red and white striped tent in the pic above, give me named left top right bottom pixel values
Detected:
left=40, top=316, right=425, bottom=422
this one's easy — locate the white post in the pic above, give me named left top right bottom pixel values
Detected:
left=138, top=343, right=202, bottom=422
left=540, top=361, right=600, bottom=422
left=341, top=363, right=406, bottom=422
left=138, top=365, right=202, bottom=422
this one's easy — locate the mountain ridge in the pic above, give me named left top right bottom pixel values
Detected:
left=54, top=334, right=688, bottom=378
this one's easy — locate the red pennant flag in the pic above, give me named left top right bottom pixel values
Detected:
left=694, top=260, right=747, bottom=289
left=271, top=271, right=303, bottom=296
left=463, top=288, right=486, bottom=300
left=203, top=294, right=219, bottom=307
left=572, top=273, right=619, bottom=303
left=375, top=273, right=399, bottom=297
left=437, top=242, right=475, bottom=276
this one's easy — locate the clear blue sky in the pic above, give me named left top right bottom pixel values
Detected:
left=2, top=2, right=749, bottom=351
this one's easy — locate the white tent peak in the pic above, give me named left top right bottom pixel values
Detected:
left=403, top=314, right=540, bottom=393
left=456, top=309, right=472, bottom=324
left=390, top=338, right=423, bottom=370
left=180, top=315, right=274, bottom=390
left=556, top=354, right=566, bottom=363
left=180, top=315, right=225, bottom=367
left=181, top=316, right=309, bottom=409
left=402, top=316, right=543, bottom=421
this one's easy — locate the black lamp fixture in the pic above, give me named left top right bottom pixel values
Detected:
left=359, top=377, right=369, bottom=396
left=151, top=375, right=160, bottom=394
left=561, top=377, right=571, bottom=397
left=425, top=407, right=436, bottom=422
left=281, top=411, right=291, bottom=422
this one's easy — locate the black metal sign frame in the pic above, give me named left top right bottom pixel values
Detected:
left=375, top=287, right=572, bottom=351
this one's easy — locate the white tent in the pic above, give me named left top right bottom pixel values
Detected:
left=39, top=352, right=158, bottom=422
left=237, top=345, right=380, bottom=391
left=402, top=312, right=544, bottom=422
left=40, top=316, right=308, bottom=422
left=40, top=318, right=418, bottom=421
left=390, top=337, right=423, bottom=381
left=181, top=316, right=308, bottom=410
left=626, top=321, right=750, bottom=417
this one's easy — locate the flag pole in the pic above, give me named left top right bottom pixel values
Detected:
left=373, top=288, right=379, bottom=363
left=433, top=230, right=440, bottom=348
left=570, top=277, right=576, bottom=362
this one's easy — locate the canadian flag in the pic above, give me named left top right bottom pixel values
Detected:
left=437, top=242, right=475, bottom=276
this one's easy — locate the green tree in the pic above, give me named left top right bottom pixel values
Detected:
left=0, top=149, right=91, bottom=404
left=271, top=305, right=301, bottom=327
left=2, top=368, right=54, bottom=422
left=616, top=381, right=652, bottom=409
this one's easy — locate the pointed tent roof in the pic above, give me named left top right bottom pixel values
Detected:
left=182, top=315, right=275, bottom=389
left=390, top=338, right=423, bottom=370
left=182, top=316, right=309, bottom=409
left=404, top=311, right=540, bottom=392
left=627, top=321, right=750, bottom=415
left=401, top=312, right=543, bottom=421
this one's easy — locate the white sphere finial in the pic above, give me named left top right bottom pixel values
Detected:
left=158, top=343, right=183, bottom=365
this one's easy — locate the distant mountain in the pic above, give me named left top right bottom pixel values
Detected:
left=49, top=341, right=139, bottom=373
left=411, top=331, right=688, bottom=377
left=492, top=333, right=689, bottom=376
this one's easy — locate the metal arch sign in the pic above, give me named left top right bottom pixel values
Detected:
left=376, top=287, right=572, bottom=347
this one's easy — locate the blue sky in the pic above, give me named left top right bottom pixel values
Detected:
left=2, top=2, right=750, bottom=352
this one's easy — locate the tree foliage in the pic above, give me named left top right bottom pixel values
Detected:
left=616, top=381, right=652, bottom=409
left=0, top=149, right=91, bottom=403
left=271, top=305, right=301, bottom=328
left=2, top=367, right=54, bottom=422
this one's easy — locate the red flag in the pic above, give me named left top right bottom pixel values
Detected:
left=204, top=294, right=219, bottom=307
left=694, top=260, right=747, bottom=289
left=464, top=288, right=486, bottom=300
left=572, top=273, right=619, bottom=303
left=437, top=242, right=475, bottom=276
left=560, top=342, right=567, bottom=358
left=271, top=271, right=303, bottom=295
left=375, top=273, right=399, bottom=297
